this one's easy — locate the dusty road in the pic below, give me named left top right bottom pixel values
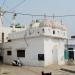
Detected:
left=0, top=64, right=75, bottom=75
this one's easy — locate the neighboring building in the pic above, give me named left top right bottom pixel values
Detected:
left=65, top=36, right=75, bottom=60
left=0, top=26, right=26, bottom=43
left=0, top=8, right=25, bottom=43
left=3, top=19, right=67, bottom=66
left=0, top=26, right=25, bottom=56
left=0, top=13, right=25, bottom=61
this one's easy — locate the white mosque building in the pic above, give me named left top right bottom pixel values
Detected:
left=3, top=18, right=67, bottom=66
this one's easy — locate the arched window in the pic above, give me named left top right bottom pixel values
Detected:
left=53, top=30, right=55, bottom=34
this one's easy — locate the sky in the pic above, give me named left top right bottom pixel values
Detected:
left=0, top=0, right=75, bottom=36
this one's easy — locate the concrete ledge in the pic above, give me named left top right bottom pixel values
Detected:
left=60, top=68, right=75, bottom=73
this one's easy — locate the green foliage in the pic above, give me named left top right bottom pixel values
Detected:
left=10, top=23, right=25, bottom=28
left=15, top=23, right=21, bottom=28
left=36, top=19, right=39, bottom=22
left=10, top=25, right=13, bottom=28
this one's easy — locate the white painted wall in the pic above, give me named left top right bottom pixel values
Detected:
left=4, top=37, right=45, bottom=66
left=57, top=40, right=65, bottom=65
left=68, top=39, right=75, bottom=45
left=0, top=27, right=10, bottom=43
left=44, top=38, right=53, bottom=66
left=44, top=38, right=65, bottom=66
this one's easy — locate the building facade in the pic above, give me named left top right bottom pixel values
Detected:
left=3, top=19, right=67, bottom=66
left=65, top=36, right=75, bottom=60
left=0, top=24, right=26, bottom=62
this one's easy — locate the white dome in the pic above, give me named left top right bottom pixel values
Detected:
left=30, top=19, right=67, bottom=31
left=32, top=22, right=40, bottom=28
left=61, top=25, right=67, bottom=31
left=50, top=20, right=61, bottom=29
left=50, top=20, right=67, bottom=31
left=39, top=19, right=52, bottom=27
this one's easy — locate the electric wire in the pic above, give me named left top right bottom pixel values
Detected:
left=3, top=14, right=11, bottom=26
left=1, top=0, right=7, bottom=8
left=4, top=11, right=75, bottom=18
left=9, top=0, right=26, bottom=11
left=1, top=7, right=75, bottom=20
left=1, top=0, right=75, bottom=19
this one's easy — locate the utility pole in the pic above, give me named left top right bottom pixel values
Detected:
left=0, top=7, right=3, bottom=33
left=0, top=7, right=5, bottom=63
left=0, top=7, right=5, bottom=43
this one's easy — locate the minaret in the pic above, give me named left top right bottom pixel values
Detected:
left=60, top=19, right=63, bottom=25
left=44, top=13, right=47, bottom=20
left=12, top=13, right=17, bottom=31
left=52, top=14, right=55, bottom=20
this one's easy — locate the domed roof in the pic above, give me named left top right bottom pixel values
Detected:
left=30, top=19, right=67, bottom=31
left=32, top=22, right=40, bottom=28
left=60, top=25, right=67, bottom=31
left=39, top=19, right=52, bottom=27
left=29, top=20, right=40, bottom=28
left=50, top=20, right=61, bottom=29
left=50, top=20, right=67, bottom=31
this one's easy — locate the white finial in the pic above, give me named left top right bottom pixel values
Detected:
left=52, top=14, right=55, bottom=20
left=44, top=13, right=47, bottom=20
left=60, top=19, right=63, bottom=25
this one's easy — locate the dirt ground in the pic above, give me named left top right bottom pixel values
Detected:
left=0, top=64, right=75, bottom=75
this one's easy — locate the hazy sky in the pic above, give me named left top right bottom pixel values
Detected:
left=0, top=0, right=75, bottom=36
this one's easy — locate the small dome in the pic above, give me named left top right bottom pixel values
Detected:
left=39, top=19, right=52, bottom=27
left=30, top=19, right=67, bottom=31
left=61, top=25, right=67, bottom=31
left=30, top=20, right=40, bottom=28
left=50, top=20, right=61, bottom=29
left=50, top=20, right=67, bottom=31
left=32, top=22, right=40, bottom=28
